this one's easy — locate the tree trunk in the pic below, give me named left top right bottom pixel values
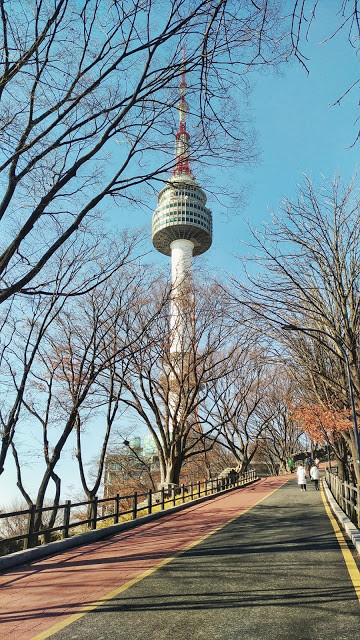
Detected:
left=334, top=454, right=347, bottom=482
left=162, top=455, right=183, bottom=486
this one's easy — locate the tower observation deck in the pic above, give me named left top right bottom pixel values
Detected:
left=152, top=175, right=212, bottom=256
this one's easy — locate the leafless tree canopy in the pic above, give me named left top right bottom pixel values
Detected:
left=117, top=278, right=240, bottom=485
left=232, top=172, right=360, bottom=481
left=1, top=1, right=358, bottom=303
left=0, top=0, right=286, bottom=303
left=0, top=228, right=145, bottom=486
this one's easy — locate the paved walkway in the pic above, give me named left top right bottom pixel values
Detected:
left=0, top=476, right=359, bottom=640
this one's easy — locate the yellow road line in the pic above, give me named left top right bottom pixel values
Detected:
left=320, top=481, right=360, bottom=601
left=30, top=480, right=287, bottom=639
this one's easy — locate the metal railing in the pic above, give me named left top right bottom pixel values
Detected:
left=325, top=468, right=360, bottom=528
left=0, top=470, right=257, bottom=556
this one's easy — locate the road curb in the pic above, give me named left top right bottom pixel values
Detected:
left=0, top=479, right=259, bottom=572
left=322, top=478, right=360, bottom=555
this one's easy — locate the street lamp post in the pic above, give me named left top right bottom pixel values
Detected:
left=282, top=324, right=360, bottom=480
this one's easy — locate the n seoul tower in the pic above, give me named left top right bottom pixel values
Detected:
left=152, top=60, right=212, bottom=356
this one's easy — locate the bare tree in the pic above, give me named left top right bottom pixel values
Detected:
left=211, top=343, right=276, bottom=473
left=182, top=439, right=236, bottom=481
left=0, top=0, right=295, bottom=304
left=118, top=279, right=238, bottom=486
left=233, top=172, right=360, bottom=482
left=260, top=374, right=304, bottom=473
left=0, top=226, right=142, bottom=477
left=9, top=236, right=148, bottom=529
left=1, top=1, right=358, bottom=307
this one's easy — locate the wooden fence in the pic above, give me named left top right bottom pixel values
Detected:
left=0, top=470, right=257, bottom=556
left=325, top=468, right=360, bottom=528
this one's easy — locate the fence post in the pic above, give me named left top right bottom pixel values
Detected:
left=114, top=494, right=120, bottom=524
left=24, top=504, right=37, bottom=550
left=91, top=497, right=98, bottom=530
left=161, top=487, right=165, bottom=511
left=148, top=489, right=152, bottom=515
left=62, top=500, right=71, bottom=539
left=349, top=484, right=355, bottom=523
left=190, top=482, right=194, bottom=501
left=172, top=486, right=176, bottom=507
left=133, top=491, right=138, bottom=520
left=181, top=484, right=185, bottom=503
left=198, top=480, right=201, bottom=498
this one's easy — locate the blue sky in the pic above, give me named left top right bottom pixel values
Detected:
left=1, top=6, right=359, bottom=508
left=139, top=5, right=358, bottom=283
left=209, top=13, right=358, bottom=276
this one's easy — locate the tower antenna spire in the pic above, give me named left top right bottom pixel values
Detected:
left=174, top=49, right=191, bottom=175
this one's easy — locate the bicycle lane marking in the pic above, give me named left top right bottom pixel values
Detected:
left=320, top=481, right=360, bottom=601
left=28, top=477, right=289, bottom=640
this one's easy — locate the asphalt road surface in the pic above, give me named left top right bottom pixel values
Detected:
left=1, top=477, right=359, bottom=640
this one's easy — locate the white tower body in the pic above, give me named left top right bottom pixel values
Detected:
left=152, top=58, right=212, bottom=434
left=170, top=238, right=194, bottom=355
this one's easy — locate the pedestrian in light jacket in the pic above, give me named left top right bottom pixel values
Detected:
left=297, top=463, right=307, bottom=492
left=310, top=464, right=320, bottom=490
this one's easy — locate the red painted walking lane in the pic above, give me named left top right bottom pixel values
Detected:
left=0, top=476, right=288, bottom=640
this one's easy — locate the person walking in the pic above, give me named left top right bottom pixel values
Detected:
left=297, top=463, right=307, bottom=492
left=310, top=464, right=320, bottom=490
left=306, top=456, right=313, bottom=478
left=287, top=457, right=294, bottom=473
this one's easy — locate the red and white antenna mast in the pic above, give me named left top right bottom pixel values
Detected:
left=174, top=50, right=191, bottom=176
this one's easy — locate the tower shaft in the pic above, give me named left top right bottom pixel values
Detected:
left=170, top=238, right=194, bottom=355
left=152, top=55, right=212, bottom=444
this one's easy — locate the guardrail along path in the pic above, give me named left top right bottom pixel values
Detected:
left=0, top=476, right=359, bottom=640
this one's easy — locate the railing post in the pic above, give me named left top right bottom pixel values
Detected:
left=181, top=484, right=185, bottom=503
left=91, top=497, right=98, bottom=530
left=349, top=484, right=355, bottom=523
left=114, top=494, right=120, bottom=524
left=24, top=504, right=37, bottom=550
left=198, top=480, right=201, bottom=498
left=172, top=486, right=176, bottom=507
left=148, top=489, right=152, bottom=515
left=62, top=500, right=71, bottom=539
left=132, top=491, right=138, bottom=520
left=161, top=487, right=165, bottom=511
left=190, top=482, right=194, bottom=501
left=204, top=480, right=207, bottom=496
